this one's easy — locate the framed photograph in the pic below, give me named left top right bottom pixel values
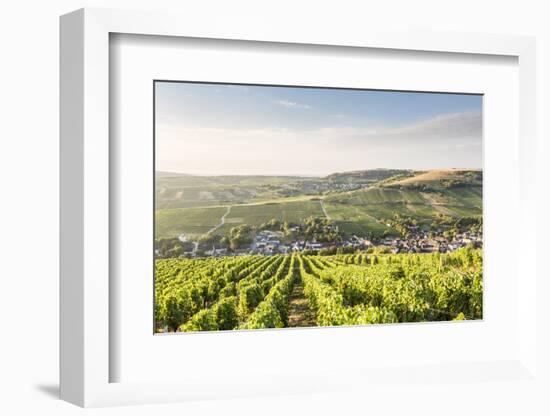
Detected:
left=60, top=8, right=540, bottom=409
left=153, top=80, right=484, bottom=334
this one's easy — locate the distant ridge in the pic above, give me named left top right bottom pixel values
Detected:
left=324, top=169, right=412, bottom=182
left=387, top=168, right=482, bottom=187
left=156, top=171, right=193, bottom=177
left=156, top=168, right=481, bottom=179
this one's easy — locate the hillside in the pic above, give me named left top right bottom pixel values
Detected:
left=156, top=174, right=312, bottom=209
left=155, top=168, right=482, bottom=240
left=384, top=169, right=482, bottom=189
left=156, top=169, right=415, bottom=209
left=323, top=169, right=482, bottom=236
left=324, top=169, right=411, bottom=183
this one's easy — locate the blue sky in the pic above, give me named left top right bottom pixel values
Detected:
left=155, top=82, right=482, bottom=175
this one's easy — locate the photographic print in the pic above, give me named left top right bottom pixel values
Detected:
left=154, top=82, right=483, bottom=333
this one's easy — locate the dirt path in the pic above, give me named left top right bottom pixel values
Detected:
left=288, top=279, right=317, bottom=327
left=206, top=205, right=231, bottom=234
left=320, top=199, right=331, bottom=220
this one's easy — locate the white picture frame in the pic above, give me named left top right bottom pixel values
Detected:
left=60, top=7, right=539, bottom=408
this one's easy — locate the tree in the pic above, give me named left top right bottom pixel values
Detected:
left=228, top=225, right=253, bottom=250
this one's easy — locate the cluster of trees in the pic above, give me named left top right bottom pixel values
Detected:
left=227, top=225, right=254, bottom=250
left=388, top=181, right=459, bottom=191
left=195, top=224, right=257, bottom=252
left=440, top=172, right=482, bottom=189
left=433, top=214, right=483, bottom=239
left=454, top=216, right=482, bottom=233
left=258, top=218, right=286, bottom=232
left=225, top=216, right=344, bottom=250
left=316, top=245, right=356, bottom=256
left=198, top=232, right=224, bottom=246
left=259, top=216, right=344, bottom=244
left=382, top=214, right=419, bottom=237
left=156, top=223, right=260, bottom=259
left=303, top=245, right=395, bottom=257
left=388, top=183, right=436, bottom=192
left=380, top=213, right=483, bottom=241
left=155, top=237, right=194, bottom=258
left=302, top=216, right=342, bottom=243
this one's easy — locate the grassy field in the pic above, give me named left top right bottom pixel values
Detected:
left=219, top=200, right=324, bottom=231
left=323, top=201, right=393, bottom=236
left=156, top=199, right=326, bottom=239
left=331, top=187, right=427, bottom=204
left=229, top=200, right=324, bottom=224
left=156, top=174, right=310, bottom=209
left=156, top=206, right=228, bottom=239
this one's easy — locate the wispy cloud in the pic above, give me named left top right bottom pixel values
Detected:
left=156, top=110, right=482, bottom=174
left=389, top=111, right=482, bottom=139
left=274, top=100, right=311, bottom=109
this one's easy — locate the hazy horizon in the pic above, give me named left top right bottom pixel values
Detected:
left=155, top=82, right=483, bottom=176
left=156, top=167, right=482, bottom=178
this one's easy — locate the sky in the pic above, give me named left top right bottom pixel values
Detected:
left=155, top=82, right=482, bottom=176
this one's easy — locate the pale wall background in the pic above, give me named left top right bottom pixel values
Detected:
left=0, top=1, right=548, bottom=415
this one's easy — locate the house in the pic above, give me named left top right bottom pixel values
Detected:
left=205, top=246, right=228, bottom=257
left=306, top=242, right=324, bottom=250
left=420, top=243, right=437, bottom=253
left=278, top=245, right=290, bottom=254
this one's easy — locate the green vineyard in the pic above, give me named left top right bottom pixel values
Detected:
left=155, top=247, right=483, bottom=332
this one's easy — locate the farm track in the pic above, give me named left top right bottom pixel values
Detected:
left=206, top=206, right=231, bottom=234
left=288, top=278, right=317, bottom=327
left=320, top=199, right=331, bottom=220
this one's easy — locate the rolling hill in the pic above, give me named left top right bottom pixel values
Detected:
left=155, top=169, right=482, bottom=240
left=323, top=169, right=482, bottom=236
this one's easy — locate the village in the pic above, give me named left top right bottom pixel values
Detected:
left=202, top=228, right=483, bottom=258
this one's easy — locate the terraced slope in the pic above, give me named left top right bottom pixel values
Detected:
left=323, top=169, right=482, bottom=236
